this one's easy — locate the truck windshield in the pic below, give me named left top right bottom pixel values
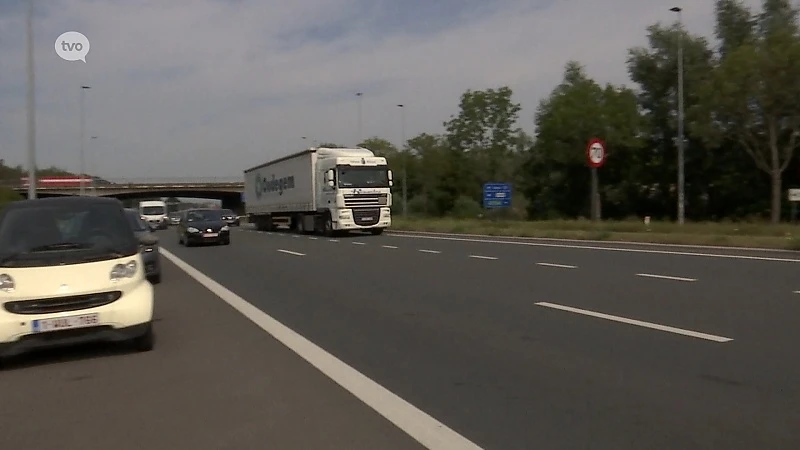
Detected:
left=142, top=206, right=165, bottom=215
left=337, top=166, right=389, bottom=188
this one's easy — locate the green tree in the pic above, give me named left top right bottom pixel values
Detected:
left=444, top=87, right=522, bottom=201
left=696, top=0, right=800, bottom=222
left=526, top=61, right=644, bottom=218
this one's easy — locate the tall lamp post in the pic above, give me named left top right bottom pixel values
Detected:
left=397, top=104, right=407, bottom=218
left=355, top=92, right=363, bottom=145
left=79, top=85, right=91, bottom=196
left=671, top=6, right=685, bottom=225
left=26, top=0, right=37, bottom=199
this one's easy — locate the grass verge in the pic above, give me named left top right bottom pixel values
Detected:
left=389, top=217, right=800, bottom=250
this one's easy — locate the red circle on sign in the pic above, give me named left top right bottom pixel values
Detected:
left=586, top=138, right=606, bottom=168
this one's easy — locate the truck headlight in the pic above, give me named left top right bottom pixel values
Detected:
left=220, top=226, right=229, bottom=231
left=110, top=260, right=138, bottom=281
left=0, top=273, right=14, bottom=292
left=187, top=227, right=200, bottom=233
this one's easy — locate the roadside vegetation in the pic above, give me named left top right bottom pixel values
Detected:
left=324, top=1, right=800, bottom=249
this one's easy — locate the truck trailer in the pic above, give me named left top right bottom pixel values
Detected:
left=244, top=147, right=393, bottom=236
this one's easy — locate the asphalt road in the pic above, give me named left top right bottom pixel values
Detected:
left=1, top=258, right=426, bottom=450
left=7, top=225, right=800, bottom=449
left=160, top=225, right=800, bottom=450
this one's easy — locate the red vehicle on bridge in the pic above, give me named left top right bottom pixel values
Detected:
left=20, top=176, right=95, bottom=187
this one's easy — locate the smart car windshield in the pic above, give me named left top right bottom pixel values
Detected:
left=186, top=210, right=223, bottom=222
left=125, top=209, right=148, bottom=232
left=0, top=201, right=138, bottom=267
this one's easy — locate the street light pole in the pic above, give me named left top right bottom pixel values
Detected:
left=26, top=0, right=37, bottom=199
left=90, top=136, right=97, bottom=193
left=79, top=85, right=90, bottom=196
left=356, top=92, right=363, bottom=145
left=397, top=104, right=407, bottom=218
left=671, top=6, right=685, bottom=225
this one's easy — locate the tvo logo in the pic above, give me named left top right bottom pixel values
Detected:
left=254, top=173, right=295, bottom=198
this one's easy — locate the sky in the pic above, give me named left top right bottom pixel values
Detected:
left=0, top=0, right=765, bottom=181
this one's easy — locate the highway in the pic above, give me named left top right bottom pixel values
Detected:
left=5, top=225, right=800, bottom=449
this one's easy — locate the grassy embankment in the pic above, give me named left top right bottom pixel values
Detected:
left=389, top=217, right=800, bottom=250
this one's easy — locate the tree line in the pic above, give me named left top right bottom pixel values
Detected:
left=334, top=0, right=800, bottom=223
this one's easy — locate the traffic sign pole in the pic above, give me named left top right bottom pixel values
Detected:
left=586, top=138, right=606, bottom=221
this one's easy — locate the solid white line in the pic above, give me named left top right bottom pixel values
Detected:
left=382, top=245, right=398, bottom=249
left=535, top=302, right=732, bottom=343
left=386, top=233, right=800, bottom=263
left=637, top=273, right=696, bottom=282
left=277, top=249, right=305, bottom=256
left=388, top=230, right=799, bottom=253
left=537, top=262, right=576, bottom=269
left=418, top=249, right=441, bottom=254
left=159, top=248, right=482, bottom=449
left=353, top=242, right=367, bottom=245
left=469, top=255, right=497, bottom=260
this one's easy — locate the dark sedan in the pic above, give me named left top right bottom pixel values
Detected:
left=177, top=208, right=231, bottom=246
left=220, top=209, right=240, bottom=226
left=125, top=208, right=161, bottom=284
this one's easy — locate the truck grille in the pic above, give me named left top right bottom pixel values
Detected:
left=352, top=208, right=380, bottom=226
left=344, top=194, right=388, bottom=207
left=3, top=291, right=122, bottom=315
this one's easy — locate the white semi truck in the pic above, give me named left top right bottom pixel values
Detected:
left=244, top=147, right=393, bottom=235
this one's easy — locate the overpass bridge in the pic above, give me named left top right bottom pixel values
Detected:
left=2, top=177, right=246, bottom=211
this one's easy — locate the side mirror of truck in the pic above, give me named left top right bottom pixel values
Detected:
left=387, top=170, right=393, bottom=186
left=327, top=180, right=335, bottom=187
left=325, top=169, right=336, bottom=187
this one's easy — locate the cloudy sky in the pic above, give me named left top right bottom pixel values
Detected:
left=0, top=0, right=762, bottom=181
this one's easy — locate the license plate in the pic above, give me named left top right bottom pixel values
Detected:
left=32, top=313, right=99, bottom=333
left=362, top=217, right=373, bottom=221
left=203, top=233, right=218, bottom=237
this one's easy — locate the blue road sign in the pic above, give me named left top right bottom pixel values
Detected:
left=482, top=182, right=512, bottom=208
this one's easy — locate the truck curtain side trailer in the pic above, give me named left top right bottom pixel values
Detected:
left=243, top=147, right=393, bottom=236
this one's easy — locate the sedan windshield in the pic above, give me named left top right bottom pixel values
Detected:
left=0, top=202, right=138, bottom=267
left=186, top=210, right=223, bottom=222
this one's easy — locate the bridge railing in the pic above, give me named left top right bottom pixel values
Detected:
left=0, top=177, right=244, bottom=189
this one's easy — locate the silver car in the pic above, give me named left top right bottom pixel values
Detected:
left=125, top=208, right=161, bottom=284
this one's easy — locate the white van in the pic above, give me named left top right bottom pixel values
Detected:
left=139, top=200, right=168, bottom=230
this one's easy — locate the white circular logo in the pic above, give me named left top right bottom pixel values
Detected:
left=588, top=142, right=605, bottom=164
left=55, top=31, right=90, bottom=62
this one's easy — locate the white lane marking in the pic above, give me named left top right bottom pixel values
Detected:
left=537, top=262, right=576, bottom=269
left=329, top=239, right=339, bottom=242
left=277, top=249, right=305, bottom=256
left=793, top=291, right=800, bottom=294
left=637, top=273, right=696, bottom=282
left=382, top=245, right=398, bottom=249
left=469, top=255, right=497, bottom=260
left=292, top=235, right=300, bottom=238
left=353, top=242, right=367, bottom=245
left=388, top=230, right=798, bottom=253
left=386, top=233, right=800, bottom=263
left=418, top=249, right=441, bottom=254
left=159, top=248, right=483, bottom=450
left=309, top=237, right=318, bottom=240
left=535, top=302, right=733, bottom=343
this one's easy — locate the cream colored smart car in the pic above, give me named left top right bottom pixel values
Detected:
left=0, top=196, right=155, bottom=366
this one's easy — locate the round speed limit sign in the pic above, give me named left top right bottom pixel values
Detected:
left=586, top=138, right=606, bottom=168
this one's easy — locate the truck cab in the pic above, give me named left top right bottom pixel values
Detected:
left=138, top=200, right=169, bottom=230
left=317, top=148, right=393, bottom=234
